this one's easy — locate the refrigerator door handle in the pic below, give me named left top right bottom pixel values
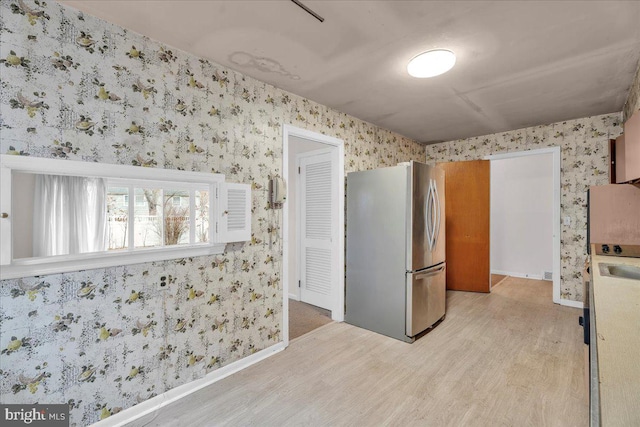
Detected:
left=428, top=179, right=437, bottom=251
left=426, top=181, right=434, bottom=251
left=414, top=263, right=446, bottom=280
left=433, top=179, right=441, bottom=249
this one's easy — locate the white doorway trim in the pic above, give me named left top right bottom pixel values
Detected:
left=282, top=124, right=345, bottom=348
left=484, top=146, right=563, bottom=306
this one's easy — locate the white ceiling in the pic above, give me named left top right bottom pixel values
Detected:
left=60, top=0, right=640, bottom=144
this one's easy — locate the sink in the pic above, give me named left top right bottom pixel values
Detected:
left=599, top=263, right=640, bottom=281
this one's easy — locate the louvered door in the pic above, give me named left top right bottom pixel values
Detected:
left=299, top=151, right=336, bottom=310
left=218, top=182, right=251, bottom=243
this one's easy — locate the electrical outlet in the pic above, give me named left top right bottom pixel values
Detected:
left=563, top=216, right=571, bottom=226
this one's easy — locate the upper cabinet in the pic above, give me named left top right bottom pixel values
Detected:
left=616, top=110, right=640, bottom=183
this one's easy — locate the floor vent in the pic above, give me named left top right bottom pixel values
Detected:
left=543, top=271, right=553, bottom=281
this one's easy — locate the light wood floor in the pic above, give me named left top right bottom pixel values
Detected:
left=128, top=277, right=587, bottom=426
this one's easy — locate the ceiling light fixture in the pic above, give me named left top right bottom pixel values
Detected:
left=407, top=49, right=456, bottom=78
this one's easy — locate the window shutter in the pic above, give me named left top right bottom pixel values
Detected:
left=217, top=182, right=251, bottom=242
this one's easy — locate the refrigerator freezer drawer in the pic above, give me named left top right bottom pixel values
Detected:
left=406, top=263, right=446, bottom=337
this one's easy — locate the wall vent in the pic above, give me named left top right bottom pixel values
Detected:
left=543, top=271, right=553, bottom=281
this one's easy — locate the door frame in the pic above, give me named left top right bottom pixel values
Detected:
left=282, top=124, right=345, bottom=347
left=484, top=146, right=561, bottom=305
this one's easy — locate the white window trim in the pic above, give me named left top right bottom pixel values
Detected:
left=0, top=155, right=227, bottom=280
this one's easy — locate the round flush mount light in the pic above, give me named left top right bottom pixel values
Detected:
left=407, top=49, right=456, bottom=78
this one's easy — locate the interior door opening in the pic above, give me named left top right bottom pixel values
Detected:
left=486, top=147, right=561, bottom=303
left=490, top=153, right=553, bottom=282
left=282, top=125, right=344, bottom=346
left=439, top=147, right=560, bottom=303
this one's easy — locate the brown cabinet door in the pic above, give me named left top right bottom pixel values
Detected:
left=438, top=160, right=490, bottom=292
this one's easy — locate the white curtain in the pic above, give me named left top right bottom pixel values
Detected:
left=33, top=174, right=108, bottom=257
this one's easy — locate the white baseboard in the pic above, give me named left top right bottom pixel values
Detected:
left=491, top=269, right=543, bottom=281
left=288, top=293, right=300, bottom=300
left=560, top=298, right=583, bottom=309
left=92, top=342, right=286, bottom=427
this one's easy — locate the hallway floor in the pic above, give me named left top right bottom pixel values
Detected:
left=288, top=299, right=332, bottom=340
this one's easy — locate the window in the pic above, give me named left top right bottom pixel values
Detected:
left=107, top=186, right=129, bottom=251
left=106, top=181, right=205, bottom=251
left=0, top=155, right=251, bottom=279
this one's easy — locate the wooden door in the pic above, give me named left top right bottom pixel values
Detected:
left=438, top=160, right=490, bottom=292
left=298, top=151, right=337, bottom=310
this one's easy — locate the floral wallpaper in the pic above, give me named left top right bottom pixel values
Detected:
left=425, top=113, right=622, bottom=302
left=0, top=1, right=424, bottom=425
left=623, top=59, right=640, bottom=122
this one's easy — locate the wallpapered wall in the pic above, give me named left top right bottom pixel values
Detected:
left=425, top=113, right=622, bottom=301
left=0, top=1, right=424, bottom=425
left=623, top=60, right=640, bottom=122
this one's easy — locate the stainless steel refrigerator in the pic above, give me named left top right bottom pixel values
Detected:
left=345, top=161, right=446, bottom=343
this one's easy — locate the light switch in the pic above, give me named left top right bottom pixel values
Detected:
left=563, top=216, right=571, bottom=226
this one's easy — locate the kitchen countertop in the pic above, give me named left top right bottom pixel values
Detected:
left=590, top=246, right=640, bottom=426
